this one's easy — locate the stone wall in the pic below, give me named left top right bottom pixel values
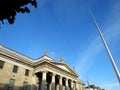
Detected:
left=0, top=56, right=38, bottom=90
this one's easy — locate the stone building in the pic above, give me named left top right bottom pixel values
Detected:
left=85, top=85, right=104, bottom=90
left=0, top=45, right=85, bottom=90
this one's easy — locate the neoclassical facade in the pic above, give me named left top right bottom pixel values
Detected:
left=0, top=45, right=85, bottom=90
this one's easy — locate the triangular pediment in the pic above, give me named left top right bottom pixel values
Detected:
left=56, top=64, right=70, bottom=72
left=53, top=62, right=77, bottom=76
left=34, top=55, right=78, bottom=76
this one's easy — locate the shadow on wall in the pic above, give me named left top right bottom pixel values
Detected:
left=0, top=83, right=37, bottom=90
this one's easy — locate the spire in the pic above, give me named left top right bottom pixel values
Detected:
left=89, top=8, right=120, bottom=83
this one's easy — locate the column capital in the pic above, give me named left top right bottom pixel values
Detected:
left=57, top=75, right=63, bottom=79
left=41, top=70, right=48, bottom=73
left=71, top=80, right=76, bottom=83
left=51, top=73, right=56, bottom=76
left=65, top=78, right=69, bottom=81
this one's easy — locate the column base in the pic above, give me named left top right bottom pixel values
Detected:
left=41, top=80, right=47, bottom=90
left=59, top=84, right=62, bottom=90
left=51, top=82, right=55, bottom=90
left=65, top=86, right=70, bottom=90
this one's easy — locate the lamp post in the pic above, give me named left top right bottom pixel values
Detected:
left=89, top=9, right=120, bottom=84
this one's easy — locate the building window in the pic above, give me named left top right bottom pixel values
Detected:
left=0, top=60, right=4, bottom=69
left=12, top=65, right=18, bottom=73
left=25, top=69, right=29, bottom=76
left=8, top=79, right=15, bottom=90
left=23, top=81, right=28, bottom=90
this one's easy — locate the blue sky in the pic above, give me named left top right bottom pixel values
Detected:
left=0, top=0, right=120, bottom=89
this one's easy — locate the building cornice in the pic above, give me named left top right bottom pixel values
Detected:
left=0, top=45, right=33, bottom=64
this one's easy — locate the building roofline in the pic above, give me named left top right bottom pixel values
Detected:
left=0, top=44, right=33, bottom=61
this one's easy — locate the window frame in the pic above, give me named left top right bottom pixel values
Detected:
left=25, top=69, right=29, bottom=76
left=12, top=65, right=18, bottom=73
left=0, top=60, right=5, bottom=69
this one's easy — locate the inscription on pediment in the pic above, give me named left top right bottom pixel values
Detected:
left=56, top=64, right=72, bottom=73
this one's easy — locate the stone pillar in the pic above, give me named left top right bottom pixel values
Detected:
left=36, top=84, right=39, bottom=90
left=65, top=78, right=70, bottom=90
left=59, top=76, right=62, bottom=90
left=73, top=82, right=75, bottom=90
left=75, top=82, right=76, bottom=90
left=41, top=71, right=47, bottom=90
left=56, top=84, right=59, bottom=90
left=51, top=73, right=56, bottom=90
left=63, top=86, right=65, bottom=90
left=73, top=82, right=76, bottom=90
left=71, top=81, right=73, bottom=90
left=49, top=84, right=52, bottom=90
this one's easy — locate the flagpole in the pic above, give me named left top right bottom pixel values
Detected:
left=89, top=9, right=120, bottom=84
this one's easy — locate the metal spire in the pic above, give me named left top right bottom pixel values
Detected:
left=89, top=9, right=120, bottom=83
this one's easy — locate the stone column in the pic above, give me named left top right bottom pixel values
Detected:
left=51, top=73, right=56, bottom=90
left=41, top=71, right=47, bottom=90
left=73, top=82, right=76, bottom=90
left=71, top=81, right=73, bottom=90
left=75, top=82, right=76, bottom=90
left=65, top=78, right=70, bottom=90
left=36, top=84, right=39, bottom=90
left=49, top=83, right=51, bottom=90
left=73, top=82, right=75, bottom=90
left=59, top=76, right=62, bottom=90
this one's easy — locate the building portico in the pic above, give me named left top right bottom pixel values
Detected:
left=35, top=71, right=78, bottom=90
